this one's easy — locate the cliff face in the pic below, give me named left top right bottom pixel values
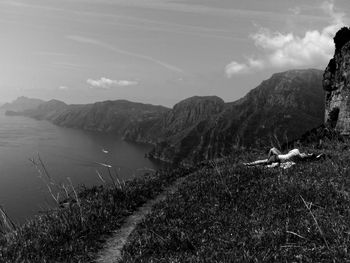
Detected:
left=324, top=27, right=350, bottom=134
left=232, top=69, right=325, bottom=146
left=162, top=96, right=225, bottom=135
left=124, top=96, right=224, bottom=139
left=123, top=96, right=226, bottom=163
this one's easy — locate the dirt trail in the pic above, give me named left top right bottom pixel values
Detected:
left=95, top=176, right=187, bottom=263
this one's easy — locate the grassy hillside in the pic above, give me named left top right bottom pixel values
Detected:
left=0, top=167, right=193, bottom=262
left=121, top=140, right=350, bottom=262
left=2, top=137, right=350, bottom=262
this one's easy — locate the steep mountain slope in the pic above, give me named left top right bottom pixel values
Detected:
left=123, top=96, right=226, bottom=163
left=51, top=100, right=169, bottom=133
left=126, top=69, right=325, bottom=164
left=1, top=96, right=44, bottom=112
left=124, top=96, right=225, bottom=142
left=223, top=69, right=325, bottom=147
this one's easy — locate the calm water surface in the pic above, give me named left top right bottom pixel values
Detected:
left=0, top=111, right=166, bottom=223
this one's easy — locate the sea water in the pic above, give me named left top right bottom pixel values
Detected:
left=0, top=111, right=165, bottom=223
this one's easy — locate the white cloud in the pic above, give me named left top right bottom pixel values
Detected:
left=58, top=86, right=69, bottom=90
left=117, top=80, right=139, bottom=86
left=225, top=58, right=264, bottom=75
left=87, top=77, right=138, bottom=89
left=68, top=35, right=183, bottom=73
left=225, top=62, right=249, bottom=75
left=289, top=7, right=301, bottom=16
left=225, top=1, right=347, bottom=77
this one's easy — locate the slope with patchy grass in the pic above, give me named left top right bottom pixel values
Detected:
left=121, top=141, right=350, bottom=262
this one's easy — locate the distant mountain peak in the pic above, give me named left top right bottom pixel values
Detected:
left=164, top=96, right=225, bottom=132
left=1, top=96, right=45, bottom=112
left=173, top=95, right=224, bottom=112
left=270, top=68, right=323, bottom=80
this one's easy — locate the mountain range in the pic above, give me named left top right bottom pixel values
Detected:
left=1, top=96, right=45, bottom=112
left=3, top=68, right=325, bottom=165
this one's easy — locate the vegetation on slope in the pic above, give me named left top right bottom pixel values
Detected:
left=0, top=166, right=193, bottom=262
left=121, top=140, right=350, bottom=262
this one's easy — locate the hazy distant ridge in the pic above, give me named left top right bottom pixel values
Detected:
left=1, top=96, right=45, bottom=112
left=5, top=99, right=170, bottom=135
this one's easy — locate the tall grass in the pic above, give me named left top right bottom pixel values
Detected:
left=0, top=157, right=193, bottom=262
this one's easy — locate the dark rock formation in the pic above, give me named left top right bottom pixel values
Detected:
left=324, top=26, right=350, bottom=134
left=123, top=96, right=225, bottom=163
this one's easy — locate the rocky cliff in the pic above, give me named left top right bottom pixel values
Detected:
left=124, top=96, right=226, bottom=163
left=123, top=96, right=225, bottom=141
left=324, top=27, right=350, bottom=134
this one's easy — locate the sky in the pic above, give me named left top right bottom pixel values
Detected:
left=0, top=0, right=349, bottom=106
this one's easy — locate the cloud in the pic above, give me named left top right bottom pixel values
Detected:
left=226, top=58, right=264, bottom=75
left=87, top=77, right=138, bottom=89
left=58, top=86, right=69, bottom=90
left=67, top=35, right=183, bottom=73
left=289, top=7, right=301, bottom=16
left=225, top=1, right=347, bottom=77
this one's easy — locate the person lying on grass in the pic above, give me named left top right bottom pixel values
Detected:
left=243, top=147, right=325, bottom=169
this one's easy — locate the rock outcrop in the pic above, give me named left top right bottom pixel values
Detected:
left=324, top=27, right=350, bottom=134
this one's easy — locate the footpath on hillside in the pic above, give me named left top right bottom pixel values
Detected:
left=95, top=175, right=188, bottom=263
